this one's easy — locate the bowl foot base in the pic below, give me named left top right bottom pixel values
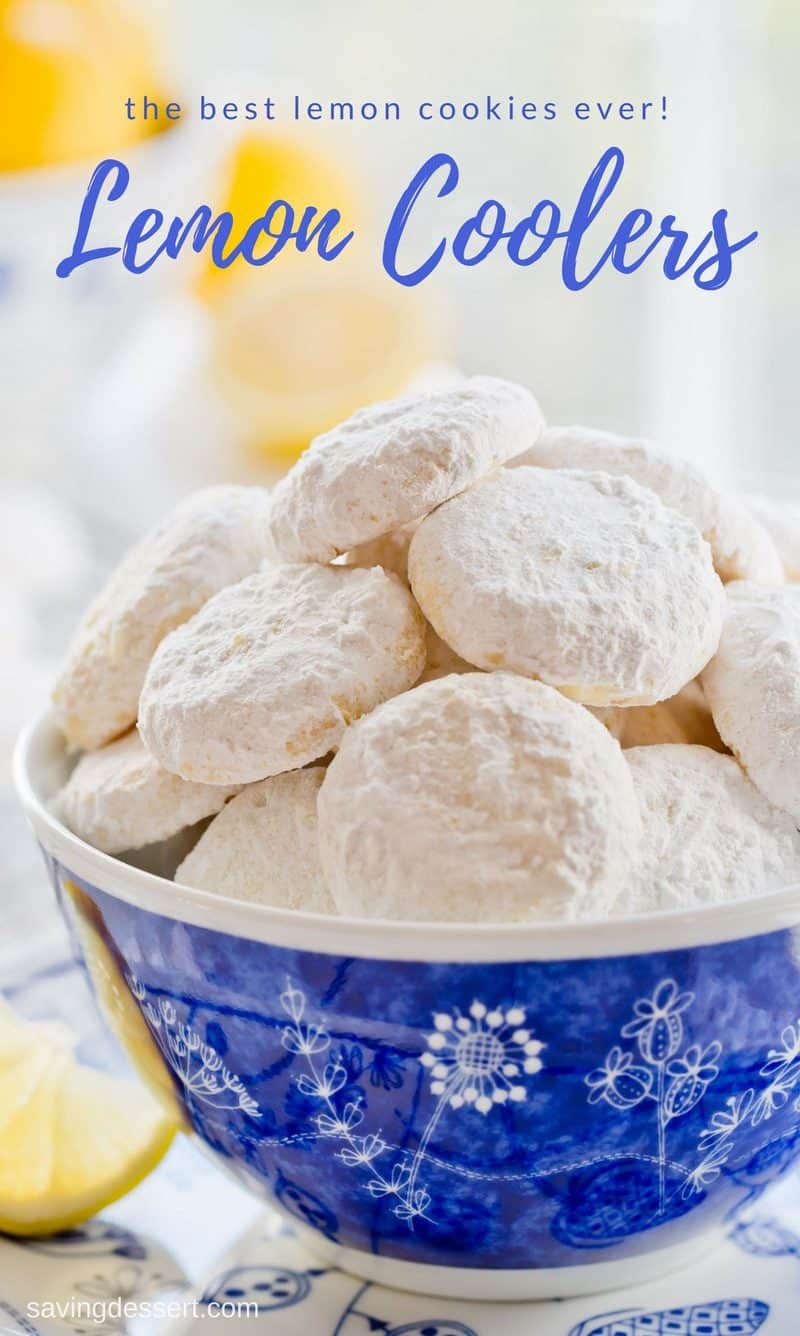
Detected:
left=291, top=1223, right=723, bottom=1302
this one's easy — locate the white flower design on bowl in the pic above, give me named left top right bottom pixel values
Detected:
left=280, top=983, right=546, bottom=1229
left=620, top=978, right=693, bottom=1065
left=420, top=1001, right=545, bottom=1114
left=128, top=976, right=260, bottom=1116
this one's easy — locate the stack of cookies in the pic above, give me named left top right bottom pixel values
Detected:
left=53, top=378, right=800, bottom=922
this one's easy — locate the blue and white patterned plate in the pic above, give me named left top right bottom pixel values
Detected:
left=2, top=960, right=800, bottom=1335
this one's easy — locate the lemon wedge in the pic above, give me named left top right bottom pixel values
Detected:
left=0, top=998, right=176, bottom=1236
left=59, top=878, right=184, bottom=1125
left=198, top=129, right=360, bottom=303
left=0, top=0, right=167, bottom=173
left=199, top=128, right=446, bottom=463
left=213, top=268, right=444, bottom=465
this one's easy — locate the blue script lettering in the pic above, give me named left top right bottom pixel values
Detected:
left=382, top=151, right=458, bottom=285
left=55, top=151, right=757, bottom=292
left=56, top=158, right=354, bottom=277
left=55, top=159, right=129, bottom=276
left=382, top=147, right=758, bottom=290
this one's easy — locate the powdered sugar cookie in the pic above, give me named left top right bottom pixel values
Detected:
left=56, top=730, right=238, bottom=855
left=318, top=672, right=641, bottom=923
left=139, top=563, right=426, bottom=785
left=343, top=529, right=469, bottom=682
left=713, top=493, right=784, bottom=584
left=742, top=494, right=800, bottom=580
left=510, top=426, right=782, bottom=583
left=408, top=467, right=724, bottom=706
left=268, top=377, right=545, bottom=563
left=53, top=486, right=273, bottom=752
left=342, top=522, right=472, bottom=680
left=175, top=767, right=334, bottom=914
left=701, top=582, right=800, bottom=820
left=620, top=745, right=800, bottom=914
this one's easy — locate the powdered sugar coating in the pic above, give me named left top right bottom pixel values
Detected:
left=318, top=673, right=641, bottom=923
left=139, top=563, right=426, bottom=785
left=620, top=744, right=800, bottom=914
left=509, top=425, right=783, bottom=583
left=701, top=581, right=800, bottom=820
left=742, top=494, right=800, bottom=580
left=174, top=767, right=334, bottom=914
left=52, top=486, right=274, bottom=752
left=712, top=494, right=784, bottom=584
left=56, top=730, right=238, bottom=855
left=408, top=467, right=724, bottom=706
left=342, top=521, right=473, bottom=682
left=267, top=376, right=545, bottom=562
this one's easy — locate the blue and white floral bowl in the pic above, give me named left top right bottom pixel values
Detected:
left=14, top=711, right=800, bottom=1301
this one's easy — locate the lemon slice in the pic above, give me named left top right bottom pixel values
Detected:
left=213, top=268, right=444, bottom=465
left=0, top=0, right=168, bottom=173
left=0, top=999, right=176, bottom=1236
left=198, top=129, right=360, bottom=304
left=59, top=878, right=184, bottom=1126
left=199, top=129, right=445, bottom=463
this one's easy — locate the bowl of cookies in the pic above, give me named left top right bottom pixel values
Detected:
left=14, top=378, right=800, bottom=1301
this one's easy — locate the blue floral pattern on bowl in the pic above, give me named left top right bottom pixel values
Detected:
left=51, top=858, right=800, bottom=1274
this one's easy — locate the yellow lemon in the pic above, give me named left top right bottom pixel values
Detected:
left=198, top=129, right=360, bottom=302
left=0, top=0, right=166, bottom=173
left=59, top=879, right=184, bottom=1125
left=213, top=267, right=444, bottom=465
left=200, top=130, right=445, bottom=463
left=0, top=997, right=176, bottom=1235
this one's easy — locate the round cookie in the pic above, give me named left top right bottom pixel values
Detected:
left=701, top=582, right=800, bottom=820
left=317, top=673, right=642, bottom=923
left=267, top=376, right=545, bottom=563
left=742, top=494, right=800, bottom=580
left=713, top=493, right=784, bottom=585
left=509, top=425, right=783, bottom=583
left=175, top=768, right=334, bottom=914
left=53, top=485, right=274, bottom=752
left=343, top=524, right=472, bottom=684
left=342, top=522, right=473, bottom=680
left=620, top=744, right=800, bottom=914
left=56, top=730, right=239, bottom=855
left=139, top=563, right=427, bottom=785
left=408, top=467, right=724, bottom=706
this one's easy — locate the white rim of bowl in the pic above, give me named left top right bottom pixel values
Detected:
left=13, top=709, right=800, bottom=963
